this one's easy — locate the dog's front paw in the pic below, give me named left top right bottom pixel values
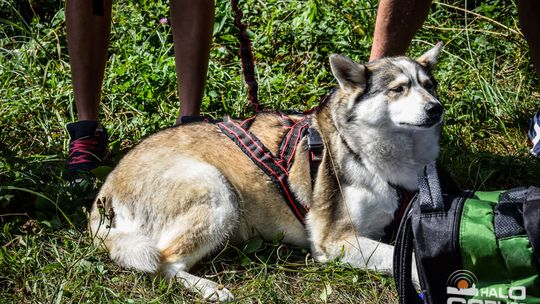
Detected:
left=203, top=285, right=234, bottom=302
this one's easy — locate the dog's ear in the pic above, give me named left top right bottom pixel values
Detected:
left=329, top=54, right=366, bottom=92
left=416, top=42, right=443, bottom=70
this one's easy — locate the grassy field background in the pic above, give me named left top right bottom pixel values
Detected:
left=1, top=0, right=539, bottom=302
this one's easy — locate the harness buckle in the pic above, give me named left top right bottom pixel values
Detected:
left=307, top=128, right=323, bottom=162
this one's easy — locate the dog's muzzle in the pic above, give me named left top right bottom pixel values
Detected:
left=424, top=102, right=444, bottom=126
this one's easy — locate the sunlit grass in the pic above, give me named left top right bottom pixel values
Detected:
left=1, top=0, right=539, bottom=302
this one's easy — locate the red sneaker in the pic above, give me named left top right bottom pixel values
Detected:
left=65, top=120, right=110, bottom=180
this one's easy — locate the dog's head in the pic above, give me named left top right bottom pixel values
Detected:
left=328, top=43, right=444, bottom=132
left=324, top=43, right=444, bottom=171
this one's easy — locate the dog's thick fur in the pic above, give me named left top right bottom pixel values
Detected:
left=89, top=44, right=444, bottom=301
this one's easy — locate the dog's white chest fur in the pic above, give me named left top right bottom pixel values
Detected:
left=343, top=184, right=397, bottom=240
left=341, top=156, right=406, bottom=240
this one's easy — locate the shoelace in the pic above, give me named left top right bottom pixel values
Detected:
left=67, top=136, right=101, bottom=165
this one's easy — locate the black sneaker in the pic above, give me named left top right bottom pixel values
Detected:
left=65, top=120, right=110, bottom=180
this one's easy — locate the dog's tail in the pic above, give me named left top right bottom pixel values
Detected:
left=89, top=198, right=161, bottom=273
left=99, top=229, right=161, bottom=273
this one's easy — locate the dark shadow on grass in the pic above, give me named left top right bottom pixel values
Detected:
left=440, top=148, right=540, bottom=191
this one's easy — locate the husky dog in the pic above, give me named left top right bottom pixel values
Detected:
left=89, top=43, right=444, bottom=301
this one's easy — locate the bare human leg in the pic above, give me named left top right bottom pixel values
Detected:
left=170, top=0, right=215, bottom=124
left=66, top=0, right=112, bottom=121
left=517, top=0, right=540, bottom=84
left=369, top=0, right=432, bottom=61
left=65, top=0, right=112, bottom=178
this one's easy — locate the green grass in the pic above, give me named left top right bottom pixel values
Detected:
left=1, top=0, right=539, bottom=302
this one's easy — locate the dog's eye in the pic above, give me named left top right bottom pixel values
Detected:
left=390, top=86, right=404, bottom=93
left=424, top=82, right=434, bottom=90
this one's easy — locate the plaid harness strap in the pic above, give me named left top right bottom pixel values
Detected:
left=217, top=115, right=321, bottom=225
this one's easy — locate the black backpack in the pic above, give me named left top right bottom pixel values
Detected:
left=393, top=162, right=540, bottom=303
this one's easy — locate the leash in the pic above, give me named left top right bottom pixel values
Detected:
left=231, top=0, right=261, bottom=113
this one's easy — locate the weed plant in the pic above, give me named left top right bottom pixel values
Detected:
left=1, top=0, right=539, bottom=302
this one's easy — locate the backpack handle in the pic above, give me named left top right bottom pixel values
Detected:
left=393, top=199, right=423, bottom=304
left=418, top=162, right=445, bottom=212
left=393, top=162, right=441, bottom=304
left=394, top=162, right=461, bottom=303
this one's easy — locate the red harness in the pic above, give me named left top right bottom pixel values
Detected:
left=217, top=114, right=322, bottom=225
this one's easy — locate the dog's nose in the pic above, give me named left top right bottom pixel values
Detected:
left=425, top=102, right=443, bottom=119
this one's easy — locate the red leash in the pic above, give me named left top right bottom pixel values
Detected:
left=231, top=0, right=262, bottom=113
